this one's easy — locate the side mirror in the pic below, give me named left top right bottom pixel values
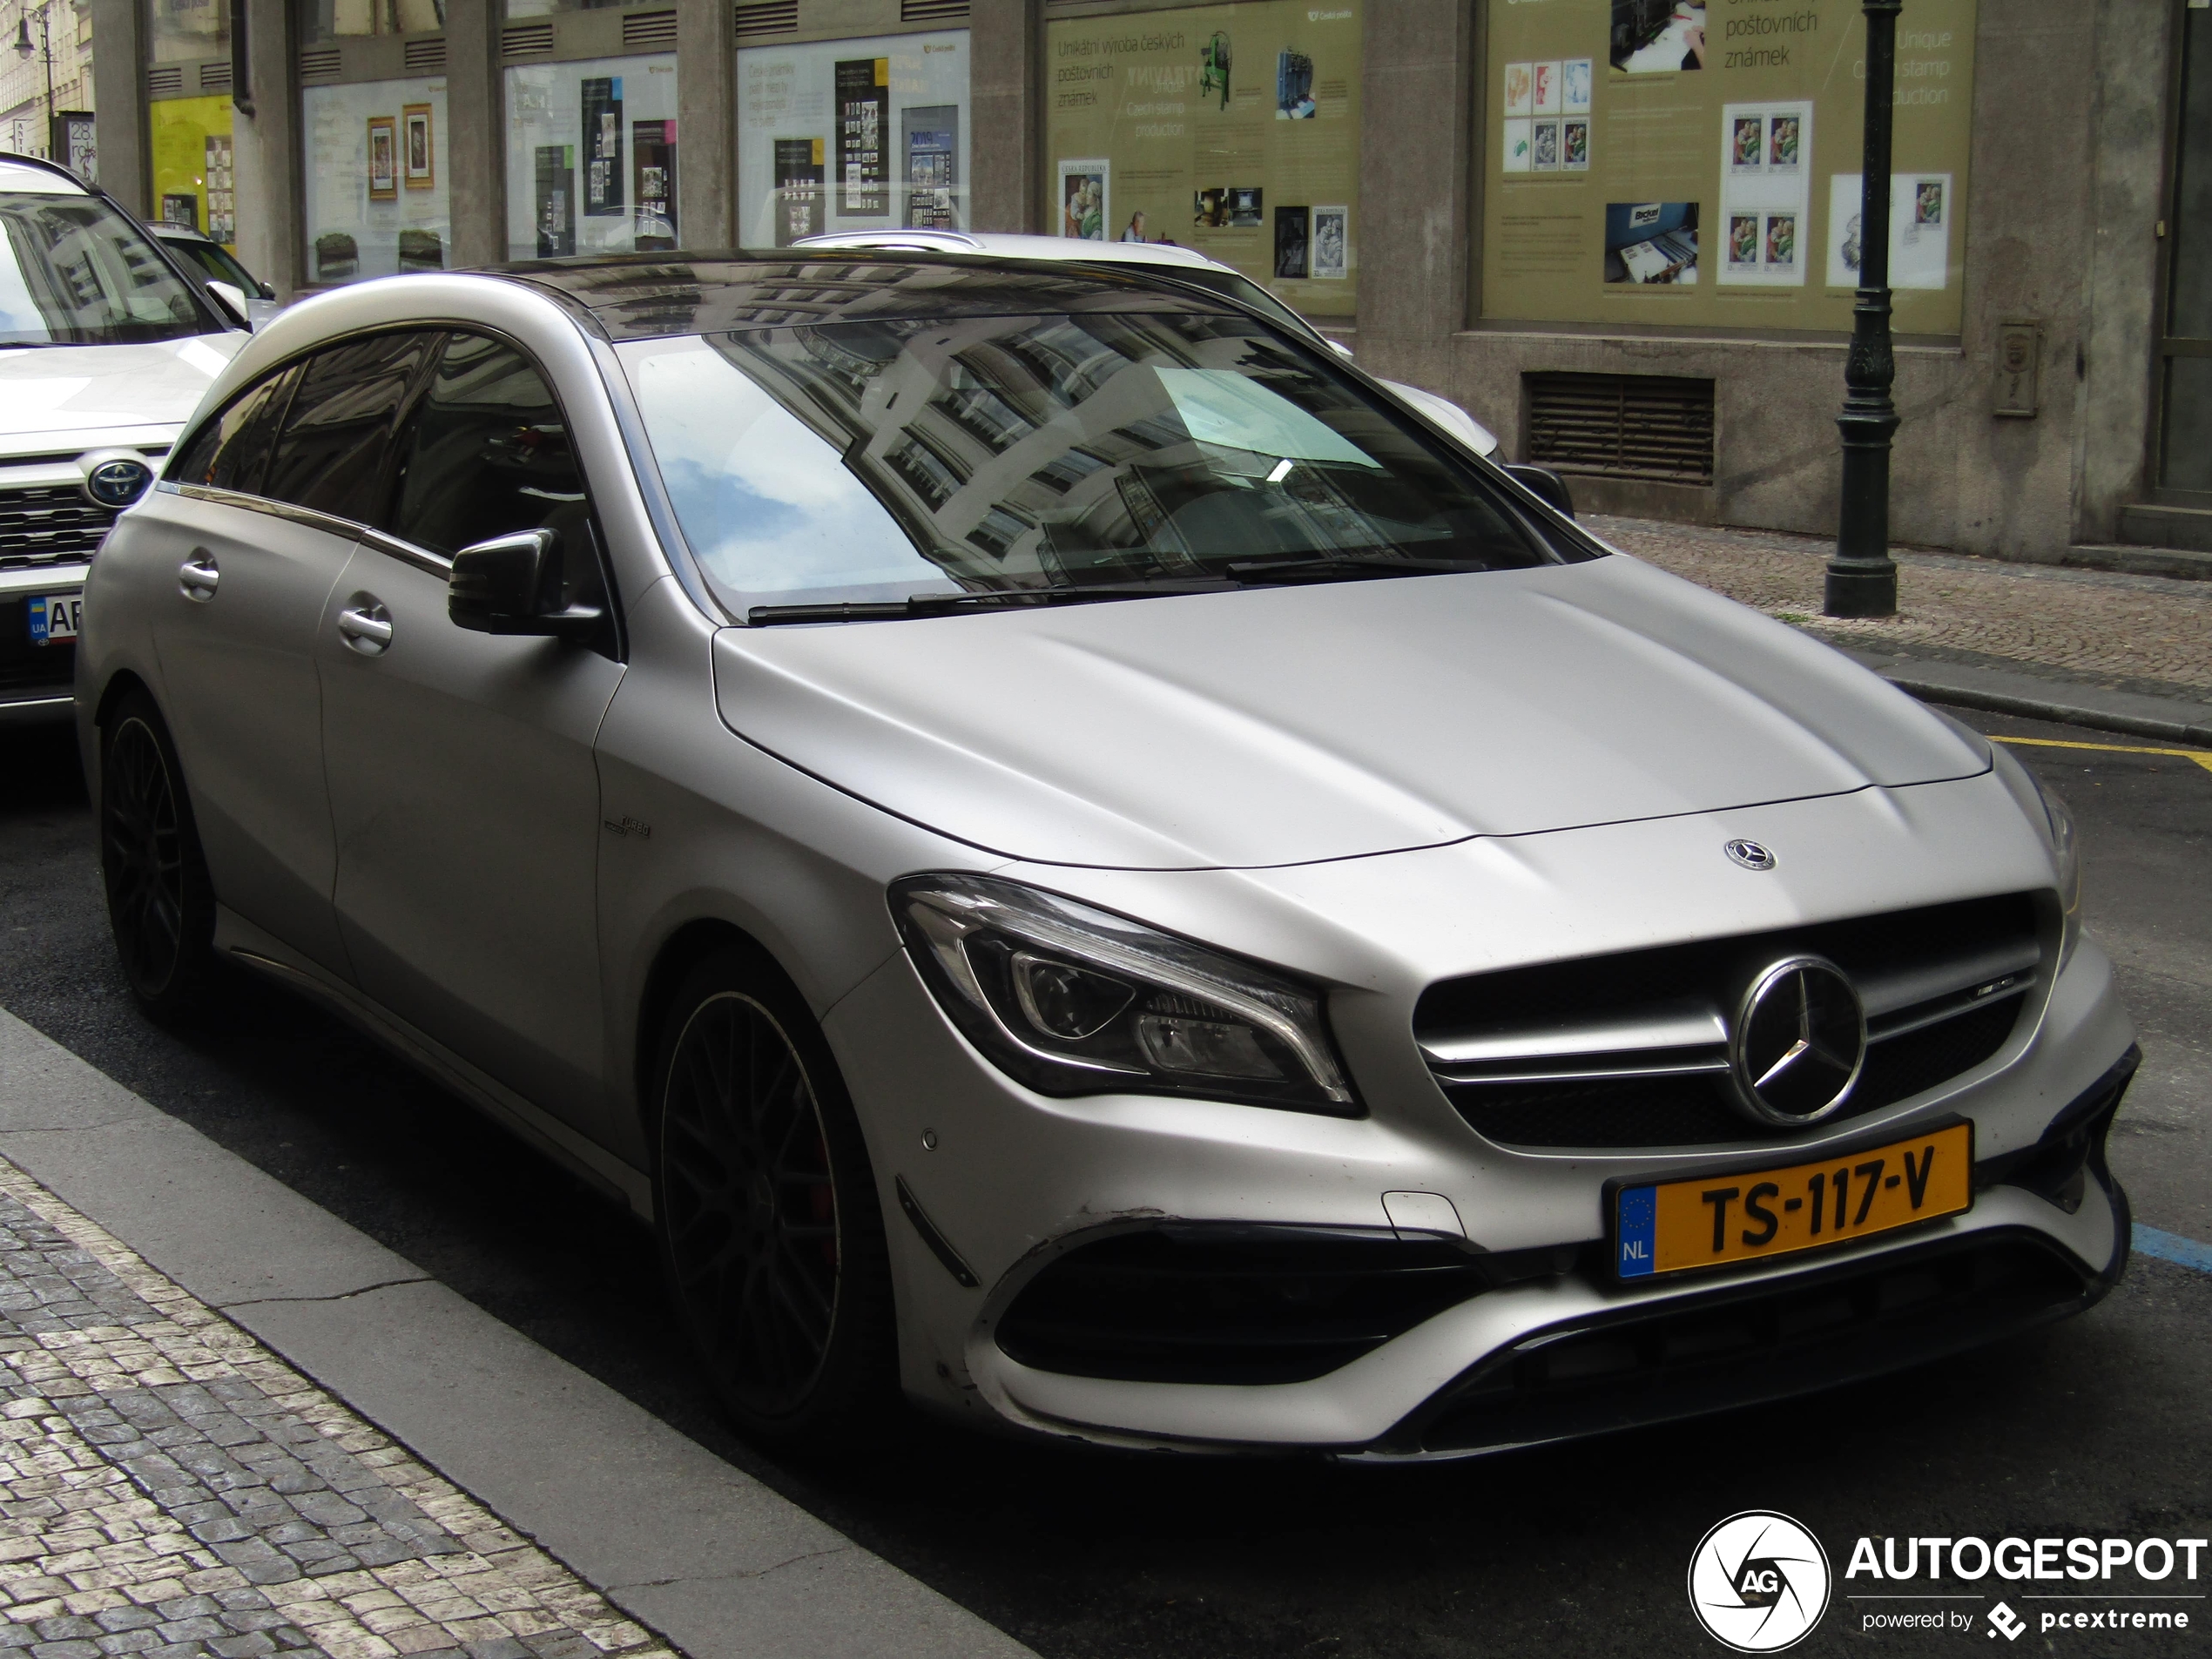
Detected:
left=448, top=529, right=604, bottom=642
left=1504, top=463, right=1576, bottom=520
left=205, top=280, right=252, bottom=331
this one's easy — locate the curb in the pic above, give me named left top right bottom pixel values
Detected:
left=1831, top=648, right=2212, bottom=747
left=0, top=1006, right=1037, bottom=1659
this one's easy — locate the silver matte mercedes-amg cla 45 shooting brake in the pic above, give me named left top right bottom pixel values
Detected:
left=76, top=253, right=2138, bottom=1459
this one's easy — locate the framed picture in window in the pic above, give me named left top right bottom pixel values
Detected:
left=368, top=116, right=397, bottom=200
left=404, top=104, right=434, bottom=190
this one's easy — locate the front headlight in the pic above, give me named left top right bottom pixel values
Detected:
left=891, top=873, right=1359, bottom=1116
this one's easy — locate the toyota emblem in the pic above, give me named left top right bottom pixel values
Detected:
left=1728, top=956, right=1867, bottom=1127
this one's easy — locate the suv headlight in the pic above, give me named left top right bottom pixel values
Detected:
left=891, top=873, right=1359, bottom=1116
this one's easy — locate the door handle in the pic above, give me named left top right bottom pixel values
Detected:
left=178, top=552, right=219, bottom=603
left=336, top=599, right=394, bottom=655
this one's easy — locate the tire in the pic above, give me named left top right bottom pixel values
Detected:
left=651, top=946, right=899, bottom=1453
left=98, top=691, right=216, bottom=1018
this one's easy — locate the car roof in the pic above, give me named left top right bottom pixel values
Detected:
left=495, top=252, right=1242, bottom=341
left=792, top=229, right=1233, bottom=274
left=154, top=225, right=217, bottom=244
left=0, top=154, right=91, bottom=195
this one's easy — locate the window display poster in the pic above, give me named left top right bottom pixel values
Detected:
left=582, top=78, right=622, bottom=216
left=505, top=56, right=676, bottom=260
left=304, top=78, right=449, bottom=285
left=150, top=97, right=234, bottom=252
left=738, top=32, right=969, bottom=245
left=1484, top=0, right=1976, bottom=334
left=1047, top=0, right=1361, bottom=318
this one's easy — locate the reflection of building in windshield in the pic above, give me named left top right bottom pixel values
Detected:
left=720, top=310, right=1386, bottom=590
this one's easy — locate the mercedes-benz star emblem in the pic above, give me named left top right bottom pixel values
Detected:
left=1724, top=840, right=1777, bottom=872
left=1729, top=956, right=1866, bottom=1126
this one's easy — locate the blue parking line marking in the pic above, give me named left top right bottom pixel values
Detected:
left=2134, top=1224, right=2212, bottom=1274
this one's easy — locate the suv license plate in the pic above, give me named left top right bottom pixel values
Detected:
left=29, top=593, right=80, bottom=644
left=1612, top=1120, right=1973, bottom=1280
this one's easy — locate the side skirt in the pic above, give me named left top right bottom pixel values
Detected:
left=212, top=907, right=655, bottom=1220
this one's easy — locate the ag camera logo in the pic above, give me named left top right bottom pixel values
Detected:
left=1689, top=1511, right=1831, bottom=1652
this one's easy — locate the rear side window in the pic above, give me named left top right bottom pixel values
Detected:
left=387, top=333, right=591, bottom=557
left=167, top=364, right=298, bottom=496
left=261, top=331, right=440, bottom=523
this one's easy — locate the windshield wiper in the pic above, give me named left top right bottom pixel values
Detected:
left=747, top=578, right=1238, bottom=625
left=1224, top=554, right=1489, bottom=583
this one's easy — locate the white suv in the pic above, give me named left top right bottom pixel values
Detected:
left=0, top=154, right=248, bottom=726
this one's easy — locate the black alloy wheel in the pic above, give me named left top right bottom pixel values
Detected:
left=99, top=697, right=213, bottom=1015
left=654, top=951, right=895, bottom=1447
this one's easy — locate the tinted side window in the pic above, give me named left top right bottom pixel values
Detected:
left=167, top=364, right=299, bottom=496
left=388, top=334, right=594, bottom=559
left=262, top=331, right=440, bottom=523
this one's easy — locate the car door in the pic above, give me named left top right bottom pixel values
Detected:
left=145, top=355, right=354, bottom=974
left=316, top=330, right=625, bottom=1135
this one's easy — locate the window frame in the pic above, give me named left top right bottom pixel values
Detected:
left=161, top=321, right=628, bottom=660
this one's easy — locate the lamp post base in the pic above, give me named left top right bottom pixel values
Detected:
left=1822, top=562, right=1898, bottom=618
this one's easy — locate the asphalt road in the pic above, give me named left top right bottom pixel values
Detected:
left=1, top=704, right=2206, bottom=1658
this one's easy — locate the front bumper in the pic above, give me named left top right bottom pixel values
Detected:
left=830, top=921, right=2134, bottom=1458
left=0, top=563, right=87, bottom=726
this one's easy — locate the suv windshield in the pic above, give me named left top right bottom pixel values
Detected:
left=0, top=190, right=212, bottom=346
left=618, top=309, right=1591, bottom=619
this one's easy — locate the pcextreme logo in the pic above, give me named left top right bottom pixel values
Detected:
left=1689, top=1512, right=1831, bottom=1652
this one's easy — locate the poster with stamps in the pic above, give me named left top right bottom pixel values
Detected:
left=1716, top=99, right=1811, bottom=287
left=1562, top=58, right=1592, bottom=113
left=1504, top=61, right=1534, bottom=117
left=1534, top=61, right=1560, bottom=114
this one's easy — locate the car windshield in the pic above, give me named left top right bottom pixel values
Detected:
left=0, top=190, right=212, bottom=346
left=168, top=237, right=259, bottom=295
left=617, top=310, right=1590, bottom=619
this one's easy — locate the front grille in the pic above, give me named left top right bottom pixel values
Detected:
left=0, top=483, right=118, bottom=570
left=996, top=1226, right=1568, bottom=1386
left=1420, top=894, right=2042, bottom=1150
left=1393, top=1231, right=2098, bottom=1458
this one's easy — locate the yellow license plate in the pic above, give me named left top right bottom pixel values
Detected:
left=1612, top=1120, right=1973, bottom=1280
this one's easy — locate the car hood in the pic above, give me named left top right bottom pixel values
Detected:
left=0, top=334, right=246, bottom=441
left=711, top=555, right=1992, bottom=871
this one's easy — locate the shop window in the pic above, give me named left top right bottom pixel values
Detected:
left=302, top=78, right=450, bottom=284
left=299, top=0, right=444, bottom=44
left=504, top=54, right=678, bottom=260
left=1481, top=1, right=1977, bottom=335
left=147, top=0, right=226, bottom=64
left=1044, top=2, right=1359, bottom=320
left=737, top=30, right=969, bottom=245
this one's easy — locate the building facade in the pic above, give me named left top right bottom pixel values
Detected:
left=67, top=0, right=2210, bottom=558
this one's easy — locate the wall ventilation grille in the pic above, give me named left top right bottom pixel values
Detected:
left=145, top=64, right=185, bottom=96
left=402, top=35, right=446, bottom=72
left=1524, top=372, right=1716, bottom=485
left=297, top=46, right=341, bottom=80
left=733, top=1, right=798, bottom=37
left=196, top=60, right=230, bottom=92
left=901, top=0, right=970, bottom=19
left=501, top=21, right=555, bottom=56
left=622, top=9, right=678, bottom=50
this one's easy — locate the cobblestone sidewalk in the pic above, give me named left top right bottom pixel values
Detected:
left=0, top=1158, right=678, bottom=1659
left=1590, top=515, right=2212, bottom=697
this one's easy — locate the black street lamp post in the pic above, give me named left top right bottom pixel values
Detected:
left=1825, top=0, right=1903, bottom=618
